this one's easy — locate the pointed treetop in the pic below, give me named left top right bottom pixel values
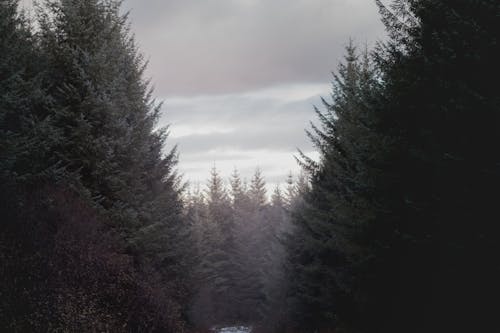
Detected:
left=249, top=167, right=267, bottom=207
left=206, top=164, right=227, bottom=205
left=230, top=167, right=243, bottom=196
left=271, top=184, right=284, bottom=208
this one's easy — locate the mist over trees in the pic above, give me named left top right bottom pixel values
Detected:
left=185, top=167, right=306, bottom=331
left=1, top=0, right=498, bottom=332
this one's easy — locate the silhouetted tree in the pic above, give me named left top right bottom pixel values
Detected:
left=287, top=1, right=499, bottom=332
left=1, top=1, right=188, bottom=331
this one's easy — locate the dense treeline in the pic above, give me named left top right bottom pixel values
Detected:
left=286, top=1, right=499, bottom=332
left=1, top=0, right=189, bottom=331
left=1, top=0, right=498, bottom=332
left=185, top=167, right=307, bottom=332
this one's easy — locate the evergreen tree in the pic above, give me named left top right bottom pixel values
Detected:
left=188, top=167, right=292, bottom=329
left=196, top=166, right=238, bottom=324
left=38, top=0, right=183, bottom=235
left=0, top=0, right=56, bottom=184
left=271, top=185, right=284, bottom=208
left=284, top=172, right=297, bottom=208
left=1, top=1, right=189, bottom=330
left=230, top=167, right=250, bottom=211
left=286, top=42, right=380, bottom=331
left=288, top=1, right=499, bottom=332
left=0, top=2, right=55, bottom=329
left=249, top=167, right=267, bottom=208
left=284, top=171, right=309, bottom=210
left=357, top=1, right=500, bottom=331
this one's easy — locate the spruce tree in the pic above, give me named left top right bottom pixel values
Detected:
left=33, top=0, right=188, bottom=329
left=38, top=0, right=182, bottom=233
left=359, top=1, right=500, bottom=331
left=249, top=167, right=267, bottom=208
left=288, top=1, right=499, bottom=332
left=287, top=42, right=380, bottom=331
left=0, top=2, right=53, bottom=329
left=0, top=0, right=56, bottom=185
left=271, top=185, right=284, bottom=208
left=202, top=166, right=238, bottom=322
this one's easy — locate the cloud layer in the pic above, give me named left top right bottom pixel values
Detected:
left=123, top=0, right=385, bottom=96
left=160, top=84, right=327, bottom=188
left=117, top=1, right=385, bottom=189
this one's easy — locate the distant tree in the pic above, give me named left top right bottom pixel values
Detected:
left=271, top=185, right=284, bottom=208
left=191, top=166, right=239, bottom=325
left=188, top=167, right=293, bottom=329
left=230, top=167, right=250, bottom=211
left=249, top=168, right=267, bottom=208
left=284, top=171, right=309, bottom=211
left=284, top=172, right=296, bottom=208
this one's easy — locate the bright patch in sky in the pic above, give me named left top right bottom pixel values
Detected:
left=160, top=83, right=327, bottom=191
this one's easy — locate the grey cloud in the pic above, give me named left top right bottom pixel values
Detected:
left=180, top=151, right=254, bottom=163
left=159, top=86, right=328, bottom=130
left=20, top=0, right=385, bottom=95
left=176, top=125, right=310, bottom=154
left=160, top=85, right=328, bottom=155
left=123, top=0, right=385, bottom=96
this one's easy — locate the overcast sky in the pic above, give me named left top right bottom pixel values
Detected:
left=22, top=0, right=386, bottom=192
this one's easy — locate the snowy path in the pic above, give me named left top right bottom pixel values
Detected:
left=213, top=326, right=252, bottom=333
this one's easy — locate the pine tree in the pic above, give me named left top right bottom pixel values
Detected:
left=286, top=42, right=380, bottom=331
left=200, top=166, right=238, bottom=323
left=357, top=1, right=500, bottom=331
left=31, top=1, right=188, bottom=330
left=38, top=0, right=182, bottom=233
left=0, top=0, right=56, bottom=184
left=284, top=172, right=296, bottom=208
left=249, top=167, right=267, bottom=208
left=188, top=167, right=293, bottom=328
left=271, top=185, right=284, bottom=208
left=230, top=167, right=250, bottom=211
left=1, top=2, right=55, bottom=329
left=288, top=1, right=500, bottom=332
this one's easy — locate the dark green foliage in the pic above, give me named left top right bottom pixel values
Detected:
left=38, top=0, right=182, bottom=234
left=3, top=0, right=498, bottom=331
left=187, top=168, right=295, bottom=331
left=287, top=42, right=380, bottom=331
left=0, top=0, right=58, bottom=185
left=363, top=1, right=500, bottom=331
left=37, top=0, right=188, bottom=302
left=287, top=1, right=500, bottom=332
left=1, top=1, right=188, bottom=331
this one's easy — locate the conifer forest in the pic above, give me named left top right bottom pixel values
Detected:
left=1, top=1, right=498, bottom=332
